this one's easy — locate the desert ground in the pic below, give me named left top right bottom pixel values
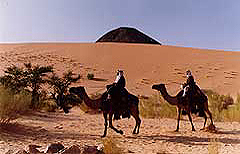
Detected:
left=0, top=43, right=240, bottom=153
left=1, top=108, right=240, bottom=154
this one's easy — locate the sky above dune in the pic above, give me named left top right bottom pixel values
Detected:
left=0, top=0, right=240, bottom=51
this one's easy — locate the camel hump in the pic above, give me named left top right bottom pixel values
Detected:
left=128, top=93, right=139, bottom=104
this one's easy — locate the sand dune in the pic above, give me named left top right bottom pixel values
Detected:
left=0, top=43, right=240, bottom=97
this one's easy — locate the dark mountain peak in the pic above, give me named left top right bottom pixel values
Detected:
left=96, top=27, right=161, bottom=45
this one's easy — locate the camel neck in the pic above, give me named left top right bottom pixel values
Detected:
left=80, top=89, right=101, bottom=109
left=159, top=86, right=178, bottom=105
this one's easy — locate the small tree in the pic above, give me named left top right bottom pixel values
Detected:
left=0, top=63, right=53, bottom=109
left=0, top=65, right=27, bottom=93
left=23, top=63, right=53, bottom=109
left=48, top=71, right=80, bottom=113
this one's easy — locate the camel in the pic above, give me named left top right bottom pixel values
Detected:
left=152, top=84, right=214, bottom=132
left=69, top=86, right=141, bottom=137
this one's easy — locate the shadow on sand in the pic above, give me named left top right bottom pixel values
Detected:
left=125, top=132, right=240, bottom=146
left=0, top=123, right=100, bottom=143
left=2, top=111, right=240, bottom=147
left=91, top=78, right=108, bottom=82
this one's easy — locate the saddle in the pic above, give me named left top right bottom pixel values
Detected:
left=180, top=84, right=206, bottom=117
left=106, top=84, right=131, bottom=120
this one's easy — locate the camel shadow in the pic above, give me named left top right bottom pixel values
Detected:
left=0, top=123, right=100, bottom=143
left=215, top=130, right=240, bottom=135
left=22, top=111, right=83, bottom=123
left=0, top=123, right=50, bottom=143
left=125, top=133, right=240, bottom=146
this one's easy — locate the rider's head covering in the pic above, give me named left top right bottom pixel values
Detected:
left=186, top=70, right=192, bottom=77
left=117, top=70, right=124, bottom=76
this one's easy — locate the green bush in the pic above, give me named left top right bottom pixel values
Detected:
left=47, top=71, right=80, bottom=111
left=220, top=94, right=240, bottom=122
left=0, top=63, right=53, bottom=110
left=87, top=73, right=94, bottom=80
left=140, top=94, right=176, bottom=118
left=203, top=89, right=234, bottom=121
left=0, top=86, right=31, bottom=125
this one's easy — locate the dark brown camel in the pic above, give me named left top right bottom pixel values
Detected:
left=69, top=86, right=141, bottom=137
left=152, top=84, right=214, bottom=132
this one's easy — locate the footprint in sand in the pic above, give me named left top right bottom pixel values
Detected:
left=224, top=71, right=238, bottom=79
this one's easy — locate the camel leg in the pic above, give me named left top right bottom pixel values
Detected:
left=130, top=105, right=141, bottom=134
left=204, top=101, right=214, bottom=125
left=101, top=112, right=108, bottom=138
left=175, top=107, right=181, bottom=132
left=205, top=108, right=214, bottom=125
left=200, top=112, right=207, bottom=130
left=109, top=112, right=124, bottom=135
left=187, top=110, right=195, bottom=131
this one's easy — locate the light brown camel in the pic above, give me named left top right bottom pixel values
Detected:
left=69, top=86, right=141, bottom=137
left=152, top=84, right=214, bottom=132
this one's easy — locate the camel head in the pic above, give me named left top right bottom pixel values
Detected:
left=69, top=86, right=85, bottom=99
left=152, top=84, right=165, bottom=91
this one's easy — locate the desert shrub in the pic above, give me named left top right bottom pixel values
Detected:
left=140, top=94, right=176, bottom=118
left=101, top=136, right=124, bottom=154
left=0, top=63, right=53, bottom=110
left=0, top=65, right=27, bottom=93
left=0, top=86, right=31, bottom=125
left=47, top=71, right=80, bottom=112
left=203, top=89, right=234, bottom=121
left=208, top=138, right=219, bottom=154
left=220, top=93, right=240, bottom=122
left=87, top=73, right=94, bottom=80
left=31, top=89, right=49, bottom=110
left=42, top=99, right=58, bottom=112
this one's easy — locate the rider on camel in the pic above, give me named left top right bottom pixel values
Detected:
left=107, top=70, right=129, bottom=119
left=182, top=70, right=207, bottom=116
left=107, top=70, right=126, bottom=99
left=182, top=70, right=196, bottom=97
left=114, top=70, right=126, bottom=89
left=182, top=70, right=197, bottom=113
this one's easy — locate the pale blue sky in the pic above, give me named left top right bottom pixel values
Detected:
left=0, top=0, right=240, bottom=51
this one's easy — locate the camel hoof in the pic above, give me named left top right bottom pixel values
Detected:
left=101, top=134, right=106, bottom=138
left=119, top=130, right=124, bottom=135
left=192, top=128, right=196, bottom=131
left=200, top=128, right=205, bottom=131
left=174, top=129, right=179, bottom=132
